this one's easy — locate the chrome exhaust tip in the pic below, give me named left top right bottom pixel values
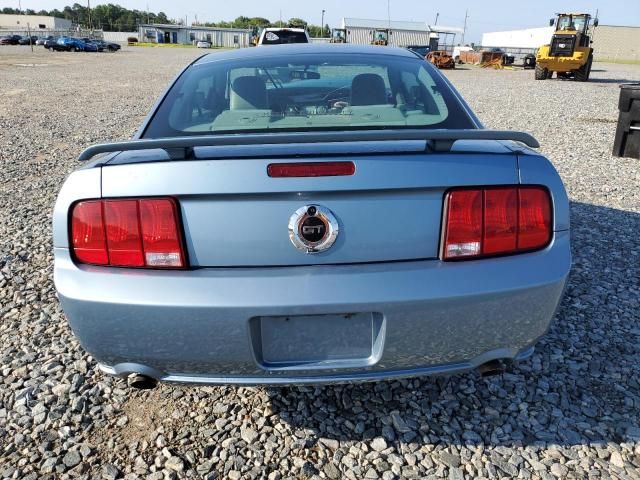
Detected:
left=127, top=373, right=158, bottom=390
left=477, top=359, right=507, bottom=378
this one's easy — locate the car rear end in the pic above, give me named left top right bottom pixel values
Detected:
left=258, top=28, right=310, bottom=45
left=53, top=46, right=570, bottom=386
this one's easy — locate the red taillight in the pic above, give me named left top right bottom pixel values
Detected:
left=267, top=162, right=355, bottom=177
left=518, top=187, right=552, bottom=250
left=71, top=200, right=108, bottom=265
left=104, top=200, right=144, bottom=267
left=443, top=190, right=483, bottom=259
left=483, top=188, right=518, bottom=255
left=443, top=186, right=552, bottom=260
left=70, top=198, right=185, bottom=268
left=139, top=199, right=184, bottom=268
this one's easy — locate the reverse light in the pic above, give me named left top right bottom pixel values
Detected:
left=70, top=198, right=185, bottom=268
left=443, top=186, right=551, bottom=260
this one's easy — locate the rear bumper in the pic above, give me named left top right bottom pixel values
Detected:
left=54, top=231, right=570, bottom=385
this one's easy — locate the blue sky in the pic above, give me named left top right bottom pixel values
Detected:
left=7, top=0, right=640, bottom=43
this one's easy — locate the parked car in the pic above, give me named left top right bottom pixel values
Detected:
left=406, top=45, right=430, bottom=57
left=43, top=37, right=59, bottom=50
left=53, top=44, right=570, bottom=388
left=83, top=41, right=99, bottom=52
left=18, top=35, right=38, bottom=45
left=0, top=35, right=22, bottom=45
left=52, top=37, right=87, bottom=52
left=257, top=27, right=310, bottom=45
left=36, top=35, right=54, bottom=46
left=92, top=39, right=121, bottom=52
left=196, top=40, right=212, bottom=48
left=426, top=50, right=456, bottom=69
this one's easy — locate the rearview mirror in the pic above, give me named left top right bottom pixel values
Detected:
left=593, top=18, right=599, bottom=27
left=549, top=18, right=555, bottom=26
left=290, top=70, right=320, bottom=80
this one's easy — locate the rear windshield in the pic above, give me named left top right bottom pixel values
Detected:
left=143, top=53, right=475, bottom=138
left=261, top=30, right=308, bottom=44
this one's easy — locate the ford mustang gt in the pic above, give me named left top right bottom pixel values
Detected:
left=53, top=45, right=570, bottom=388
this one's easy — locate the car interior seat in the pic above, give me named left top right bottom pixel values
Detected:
left=230, top=76, right=268, bottom=110
left=350, top=73, right=388, bottom=106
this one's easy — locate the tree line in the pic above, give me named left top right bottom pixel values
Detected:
left=2, top=4, right=169, bottom=31
left=1, top=5, right=330, bottom=36
left=204, top=16, right=330, bottom=37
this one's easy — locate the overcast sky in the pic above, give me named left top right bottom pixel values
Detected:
left=5, top=0, right=639, bottom=42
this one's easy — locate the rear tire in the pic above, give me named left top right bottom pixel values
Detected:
left=534, top=64, right=548, bottom=80
left=574, top=54, right=593, bottom=82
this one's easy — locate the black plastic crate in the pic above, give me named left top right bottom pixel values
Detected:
left=613, top=83, right=640, bottom=159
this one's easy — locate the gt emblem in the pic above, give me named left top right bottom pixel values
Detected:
left=288, top=205, right=339, bottom=254
left=302, top=225, right=324, bottom=235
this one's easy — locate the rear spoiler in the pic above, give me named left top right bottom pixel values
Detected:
left=78, top=129, right=539, bottom=161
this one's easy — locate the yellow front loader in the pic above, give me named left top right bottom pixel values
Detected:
left=535, top=13, right=598, bottom=81
left=371, top=29, right=391, bottom=46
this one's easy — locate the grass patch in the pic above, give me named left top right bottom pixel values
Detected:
left=130, top=42, right=196, bottom=48
left=130, top=42, right=231, bottom=50
left=594, top=58, right=640, bottom=65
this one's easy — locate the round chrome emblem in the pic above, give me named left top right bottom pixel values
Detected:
left=288, top=205, right=339, bottom=254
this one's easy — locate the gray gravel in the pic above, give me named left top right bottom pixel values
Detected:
left=1, top=45, right=639, bottom=479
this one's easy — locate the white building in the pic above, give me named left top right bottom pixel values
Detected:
left=481, top=27, right=554, bottom=49
left=481, top=24, right=640, bottom=61
left=341, top=17, right=462, bottom=49
left=139, top=24, right=252, bottom=48
left=0, top=14, right=72, bottom=31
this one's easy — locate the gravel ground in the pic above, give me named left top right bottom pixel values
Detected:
left=1, top=45, right=639, bottom=479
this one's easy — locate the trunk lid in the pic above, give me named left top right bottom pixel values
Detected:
left=101, top=141, right=518, bottom=267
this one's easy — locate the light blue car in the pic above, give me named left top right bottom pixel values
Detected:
left=53, top=45, right=571, bottom=388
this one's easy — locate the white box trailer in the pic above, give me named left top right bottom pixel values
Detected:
left=482, top=27, right=554, bottom=49
left=342, top=18, right=432, bottom=46
left=340, top=17, right=461, bottom=49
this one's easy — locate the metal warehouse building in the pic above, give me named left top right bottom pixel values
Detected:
left=138, top=24, right=252, bottom=48
left=482, top=24, right=640, bottom=62
left=340, top=17, right=462, bottom=49
left=0, top=14, right=72, bottom=30
left=592, top=25, right=640, bottom=62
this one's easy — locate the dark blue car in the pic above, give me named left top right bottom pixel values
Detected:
left=52, top=37, right=92, bottom=52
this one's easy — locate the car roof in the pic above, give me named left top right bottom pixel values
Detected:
left=264, top=27, right=306, bottom=32
left=195, top=44, right=421, bottom=65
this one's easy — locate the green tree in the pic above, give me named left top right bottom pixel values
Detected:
left=0, top=4, right=324, bottom=33
left=288, top=17, right=307, bottom=28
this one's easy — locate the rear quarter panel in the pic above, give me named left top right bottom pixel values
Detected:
left=518, top=151, right=570, bottom=232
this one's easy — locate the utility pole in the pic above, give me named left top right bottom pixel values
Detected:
left=321, top=9, right=325, bottom=37
left=27, top=22, right=33, bottom=52
left=462, top=9, right=469, bottom=45
left=87, top=0, right=92, bottom=31
left=387, top=0, right=391, bottom=27
left=434, top=13, right=439, bottom=25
